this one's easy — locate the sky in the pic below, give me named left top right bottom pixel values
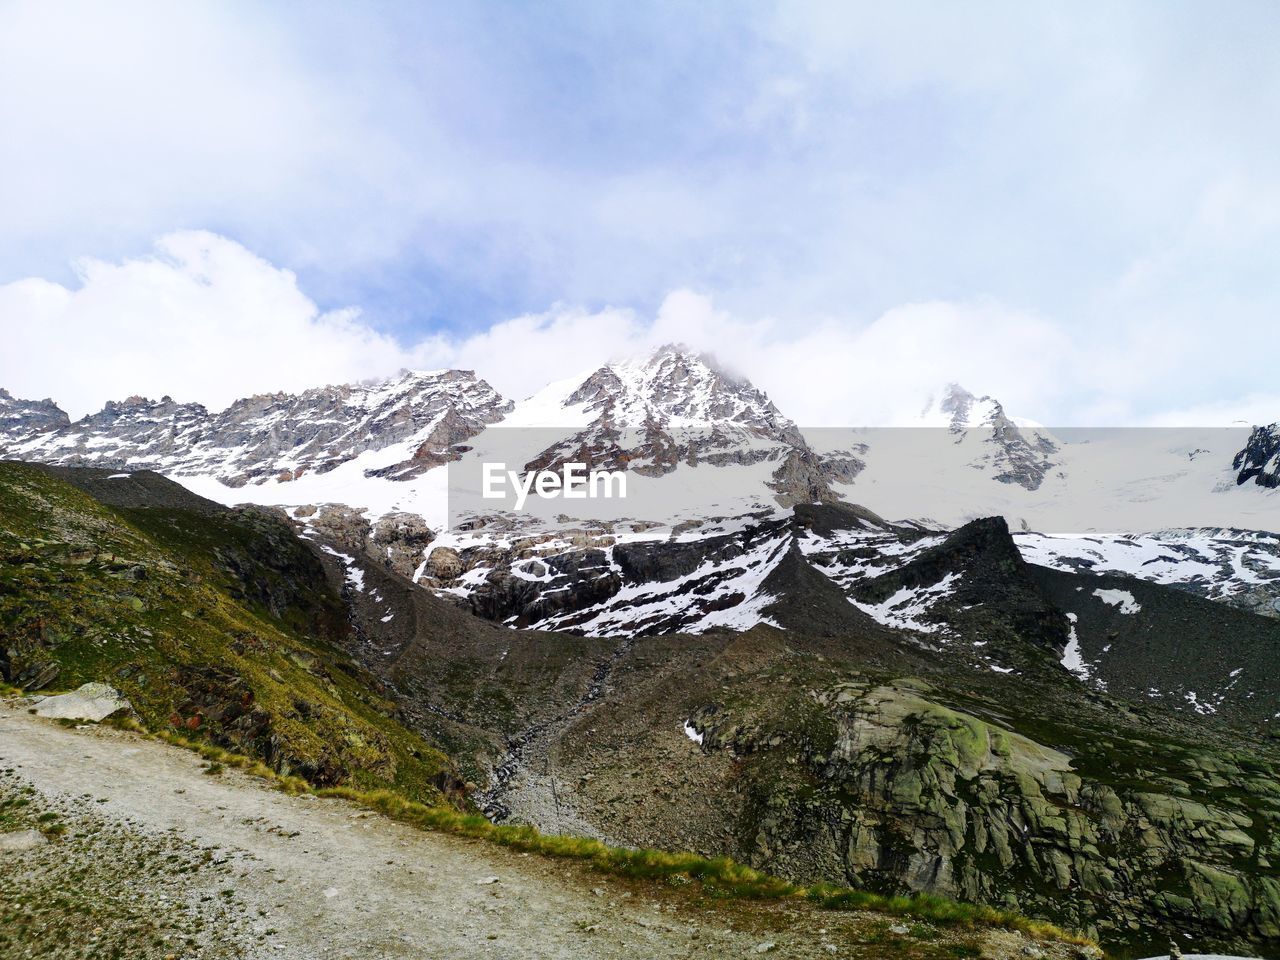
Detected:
left=1, top=0, right=1278, bottom=425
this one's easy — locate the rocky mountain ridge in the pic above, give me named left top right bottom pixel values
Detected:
left=922, top=383, right=1062, bottom=491
left=512, top=346, right=841, bottom=508
left=1, top=369, right=511, bottom=487
left=0, top=387, right=71, bottom=446
left=1, top=349, right=1277, bottom=618
left=1, top=348, right=1274, bottom=522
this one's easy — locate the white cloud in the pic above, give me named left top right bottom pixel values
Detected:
left=1, top=0, right=1278, bottom=426
left=1, top=232, right=1272, bottom=428
left=0, top=232, right=1077, bottom=425
left=0, top=232, right=409, bottom=418
left=640, top=292, right=1079, bottom=427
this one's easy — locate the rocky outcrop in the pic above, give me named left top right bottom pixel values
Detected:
left=1234, top=424, right=1280, bottom=489
left=850, top=516, right=1070, bottom=651
left=425, top=517, right=795, bottom=633
left=293, top=504, right=437, bottom=581
left=523, top=345, right=837, bottom=507
left=926, top=384, right=1061, bottom=491
left=370, top=512, right=437, bottom=578
left=694, top=678, right=1280, bottom=955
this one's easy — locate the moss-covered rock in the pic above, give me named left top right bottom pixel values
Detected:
left=698, top=674, right=1280, bottom=957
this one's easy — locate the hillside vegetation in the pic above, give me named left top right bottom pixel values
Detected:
left=0, top=461, right=457, bottom=803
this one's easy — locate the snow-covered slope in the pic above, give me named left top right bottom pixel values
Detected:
left=813, top=421, right=1274, bottom=533
left=1016, top=528, right=1280, bottom=617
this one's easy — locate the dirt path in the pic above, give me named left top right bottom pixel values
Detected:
left=0, top=705, right=1078, bottom=960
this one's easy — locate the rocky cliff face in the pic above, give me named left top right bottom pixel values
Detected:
left=923, top=384, right=1062, bottom=491
left=0, top=388, right=71, bottom=447
left=0, top=370, right=511, bottom=486
left=690, top=675, right=1280, bottom=954
left=1234, top=423, right=1280, bottom=489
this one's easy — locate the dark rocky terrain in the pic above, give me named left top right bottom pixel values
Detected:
left=1235, top=422, right=1280, bottom=489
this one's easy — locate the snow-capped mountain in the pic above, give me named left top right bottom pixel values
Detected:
left=1, top=347, right=1276, bottom=623
left=917, top=383, right=1062, bottom=491
left=1016, top=527, right=1280, bottom=618
left=491, top=345, right=835, bottom=509
left=3, top=370, right=511, bottom=487
left=333, top=501, right=1279, bottom=726
left=4, top=348, right=1271, bottom=533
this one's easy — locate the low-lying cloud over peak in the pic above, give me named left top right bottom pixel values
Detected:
left=2, top=232, right=1273, bottom=427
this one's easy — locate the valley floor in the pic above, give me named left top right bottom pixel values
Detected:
left=0, top=704, right=1088, bottom=960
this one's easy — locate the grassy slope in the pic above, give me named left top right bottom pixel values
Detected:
left=0, top=461, right=455, bottom=803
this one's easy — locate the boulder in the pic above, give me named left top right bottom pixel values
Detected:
left=425, top=546, right=465, bottom=580
left=31, top=682, right=132, bottom=722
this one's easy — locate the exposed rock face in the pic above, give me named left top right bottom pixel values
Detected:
left=693, top=678, right=1280, bottom=954
left=0, top=370, right=511, bottom=486
left=850, top=516, right=1071, bottom=650
left=418, top=516, right=794, bottom=634
left=292, top=503, right=437, bottom=581
left=424, top=546, right=465, bottom=580
left=925, top=384, right=1062, bottom=491
left=1234, top=423, right=1280, bottom=489
left=0, top=388, right=70, bottom=447
left=370, top=512, right=437, bottom=578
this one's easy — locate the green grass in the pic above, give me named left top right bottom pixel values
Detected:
left=309, top=784, right=1093, bottom=945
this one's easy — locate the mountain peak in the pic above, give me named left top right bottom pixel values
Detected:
left=565, top=343, right=785, bottom=431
